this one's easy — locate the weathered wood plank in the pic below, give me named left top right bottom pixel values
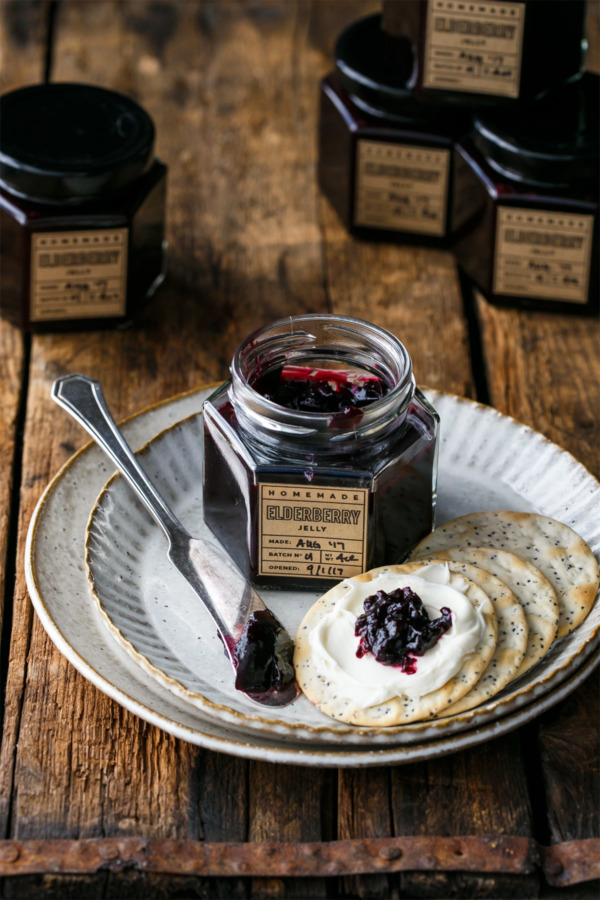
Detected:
left=317, top=24, right=538, bottom=898
left=475, top=299, right=600, bottom=476
left=0, top=0, right=50, bottom=90
left=391, top=735, right=539, bottom=898
left=2, top=3, right=594, bottom=900
left=585, top=0, right=599, bottom=76
left=0, top=0, right=49, bottom=648
left=324, top=235, right=475, bottom=398
left=474, top=13, right=600, bottom=858
left=248, top=763, right=335, bottom=900
left=338, top=768, right=395, bottom=899
left=0, top=323, right=25, bottom=646
left=476, top=294, right=600, bottom=892
left=0, top=0, right=51, bottom=843
left=1, top=1, right=348, bottom=897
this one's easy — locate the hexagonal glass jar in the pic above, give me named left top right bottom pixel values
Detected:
left=453, top=73, right=599, bottom=315
left=203, top=315, right=439, bottom=591
left=318, top=15, right=470, bottom=245
left=0, top=83, right=167, bottom=332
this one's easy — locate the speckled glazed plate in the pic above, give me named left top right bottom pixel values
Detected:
left=82, top=389, right=600, bottom=745
left=26, top=387, right=600, bottom=764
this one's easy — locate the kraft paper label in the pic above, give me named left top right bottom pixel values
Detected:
left=258, top=483, right=369, bottom=580
left=354, top=140, right=450, bottom=236
left=423, top=0, right=525, bottom=98
left=493, top=208, right=593, bottom=304
left=30, top=229, right=128, bottom=322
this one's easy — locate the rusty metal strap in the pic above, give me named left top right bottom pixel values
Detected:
left=0, top=836, right=597, bottom=886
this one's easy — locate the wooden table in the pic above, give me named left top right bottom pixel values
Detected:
left=1, top=2, right=599, bottom=897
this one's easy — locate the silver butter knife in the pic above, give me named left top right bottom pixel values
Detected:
left=52, top=373, right=299, bottom=708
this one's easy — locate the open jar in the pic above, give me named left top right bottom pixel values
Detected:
left=203, top=315, right=439, bottom=591
left=318, top=14, right=470, bottom=244
left=381, top=0, right=587, bottom=106
left=0, top=82, right=167, bottom=332
left=453, top=73, right=599, bottom=314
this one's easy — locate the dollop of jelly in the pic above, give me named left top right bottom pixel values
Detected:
left=355, top=587, right=452, bottom=673
left=233, top=609, right=297, bottom=702
left=252, top=365, right=388, bottom=427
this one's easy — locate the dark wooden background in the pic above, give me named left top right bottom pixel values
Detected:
left=0, top=1, right=598, bottom=897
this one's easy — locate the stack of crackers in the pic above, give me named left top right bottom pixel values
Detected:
left=294, top=511, right=599, bottom=726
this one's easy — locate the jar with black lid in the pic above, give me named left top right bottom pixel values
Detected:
left=0, top=82, right=167, bottom=332
left=318, top=14, right=470, bottom=245
left=381, top=0, right=587, bottom=106
left=203, top=314, right=439, bottom=591
left=453, top=73, right=599, bottom=315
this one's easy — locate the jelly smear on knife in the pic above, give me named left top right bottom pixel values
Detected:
left=355, top=587, right=452, bottom=673
left=232, top=609, right=297, bottom=704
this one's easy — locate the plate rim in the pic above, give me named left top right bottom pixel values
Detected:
left=25, top=386, right=600, bottom=764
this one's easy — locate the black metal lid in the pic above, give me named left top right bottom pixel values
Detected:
left=335, top=14, right=463, bottom=130
left=472, top=73, right=599, bottom=188
left=0, top=82, right=156, bottom=203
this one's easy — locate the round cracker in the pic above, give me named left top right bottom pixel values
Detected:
left=411, top=511, right=599, bottom=638
left=415, top=558, right=528, bottom=714
left=293, top=562, right=498, bottom=726
left=411, top=546, right=559, bottom=677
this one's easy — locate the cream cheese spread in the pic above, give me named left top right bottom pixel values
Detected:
left=307, top=563, right=486, bottom=708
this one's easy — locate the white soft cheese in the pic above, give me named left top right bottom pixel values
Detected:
left=307, top=563, right=486, bottom=708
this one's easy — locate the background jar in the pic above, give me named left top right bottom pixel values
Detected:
left=381, top=0, right=587, bottom=106
left=453, top=73, right=599, bottom=315
left=203, top=314, right=439, bottom=591
left=318, top=14, right=470, bottom=245
left=0, top=82, right=167, bottom=332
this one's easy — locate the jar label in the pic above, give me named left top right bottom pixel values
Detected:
left=258, top=483, right=369, bottom=580
left=30, top=229, right=128, bottom=322
left=354, top=140, right=450, bottom=236
left=493, top=208, right=594, bottom=304
left=422, top=0, right=525, bottom=98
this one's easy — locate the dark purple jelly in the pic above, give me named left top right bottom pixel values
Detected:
left=252, top=365, right=388, bottom=428
left=233, top=609, right=297, bottom=703
left=355, top=586, right=452, bottom=672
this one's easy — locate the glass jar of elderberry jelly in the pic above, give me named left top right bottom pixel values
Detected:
left=0, top=82, right=167, bottom=332
left=381, top=0, right=587, bottom=106
left=318, top=14, right=470, bottom=244
left=453, top=72, right=599, bottom=315
left=203, top=315, right=439, bottom=591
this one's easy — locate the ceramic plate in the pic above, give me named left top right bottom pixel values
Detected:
left=26, top=388, right=600, bottom=765
left=83, top=390, right=600, bottom=744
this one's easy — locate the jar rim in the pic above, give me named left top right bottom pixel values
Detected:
left=230, top=314, right=415, bottom=446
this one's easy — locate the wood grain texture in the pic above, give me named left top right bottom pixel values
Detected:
left=338, top=768, right=395, bottom=899
left=391, top=734, right=539, bottom=898
left=0, top=0, right=50, bottom=90
left=0, top=0, right=48, bottom=665
left=585, top=0, right=599, bottom=76
left=0, top=1, right=48, bottom=875
left=0, top=0, right=596, bottom=897
left=474, top=244, right=600, bottom=878
left=472, top=9, right=600, bottom=847
left=0, top=322, right=25, bottom=644
left=475, top=296, right=600, bottom=476
left=2, top=2, right=344, bottom=897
